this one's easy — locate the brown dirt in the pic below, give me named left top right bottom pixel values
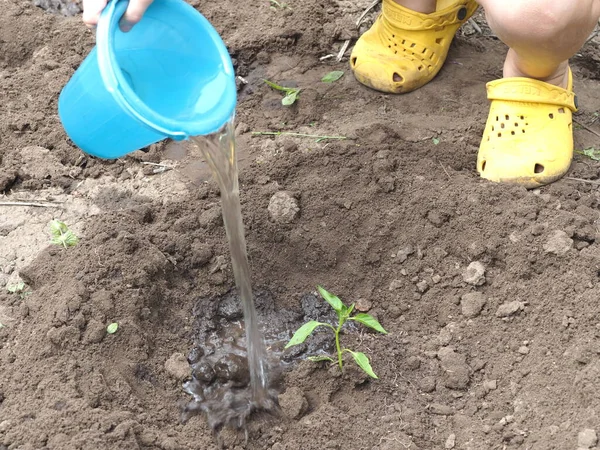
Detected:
left=2, top=1, right=600, bottom=449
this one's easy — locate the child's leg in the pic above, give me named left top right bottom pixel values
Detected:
left=393, top=0, right=435, bottom=13
left=479, top=0, right=600, bottom=87
left=477, top=0, right=600, bottom=187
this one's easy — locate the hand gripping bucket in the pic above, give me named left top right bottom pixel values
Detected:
left=58, top=0, right=237, bottom=159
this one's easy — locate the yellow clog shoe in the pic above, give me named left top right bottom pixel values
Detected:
left=477, top=70, right=578, bottom=188
left=350, top=0, right=478, bottom=94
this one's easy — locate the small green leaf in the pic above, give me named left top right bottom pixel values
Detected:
left=282, top=90, right=299, bottom=106
left=351, top=313, right=388, bottom=334
left=432, top=137, right=440, bottom=145
left=107, top=323, right=119, bottom=334
left=308, top=355, right=334, bottom=362
left=49, top=220, right=79, bottom=248
left=51, top=230, right=79, bottom=248
left=321, top=70, right=344, bottom=83
left=50, top=220, right=69, bottom=237
left=317, top=286, right=344, bottom=313
left=6, top=281, right=25, bottom=294
left=349, top=351, right=378, bottom=379
left=577, top=147, right=600, bottom=161
left=285, top=321, right=326, bottom=348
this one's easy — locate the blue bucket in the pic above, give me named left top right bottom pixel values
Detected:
left=58, top=0, right=237, bottom=159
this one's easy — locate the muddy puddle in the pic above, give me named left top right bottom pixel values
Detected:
left=182, top=289, right=347, bottom=430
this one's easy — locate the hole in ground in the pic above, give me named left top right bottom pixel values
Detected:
left=182, top=289, right=355, bottom=431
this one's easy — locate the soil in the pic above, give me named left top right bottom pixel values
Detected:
left=1, top=0, right=600, bottom=449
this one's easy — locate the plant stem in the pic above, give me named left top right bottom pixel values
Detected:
left=335, top=326, right=343, bottom=371
left=251, top=131, right=350, bottom=141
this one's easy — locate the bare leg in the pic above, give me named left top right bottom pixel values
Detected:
left=392, top=0, right=435, bottom=13
left=477, top=0, right=600, bottom=87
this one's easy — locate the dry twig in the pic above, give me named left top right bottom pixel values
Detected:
left=565, top=177, right=600, bottom=185
left=0, top=201, right=63, bottom=208
left=356, top=0, right=381, bottom=27
left=574, top=119, right=600, bottom=139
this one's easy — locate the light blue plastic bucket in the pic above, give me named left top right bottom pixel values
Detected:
left=58, top=0, right=236, bottom=159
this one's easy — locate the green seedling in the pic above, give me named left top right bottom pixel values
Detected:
left=6, top=281, right=25, bottom=294
left=432, top=137, right=441, bottom=145
left=107, top=323, right=119, bottom=334
left=321, top=71, right=344, bottom=83
left=270, top=0, right=291, bottom=10
left=285, top=286, right=387, bottom=378
left=264, top=79, right=301, bottom=106
left=50, top=220, right=79, bottom=248
left=6, top=281, right=30, bottom=300
left=577, top=147, right=600, bottom=161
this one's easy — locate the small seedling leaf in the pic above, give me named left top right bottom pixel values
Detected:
left=432, top=137, right=440, bottom=145
left=282, top=90, right=299, bottom=106
left=285, top=321, right=326, bottom=348
left=50, top=219, right=69, bottom=236
left=49, top=220, right=79, bottom=248
left=308, top=355, right=334, bottom=362
left=351, top=313, right=388, bottom=334
left=317, top=286, right=344, bottom=313
left=350, top=351, right=378, bottom=379
left=321, top=70, right=344, bottom=83
left=107, top=323, right=119, bottom=334
left=51, top=231, right=79, bottom=248
left=577, top=147, right=600, bottom=161
left=6, top=281, right=25, bottom=293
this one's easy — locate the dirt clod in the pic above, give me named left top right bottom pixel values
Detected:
left=518, top=346, right=530, bottom=355
left=394, top=245, right=414, bottom=263
left=543, top=230, right=574, bottom=256
left=463, top=261, right=486, bottom=286
left=438, top=347, right=471, bottom=390
left=483, top=380, right=498, bottom=392
left=355, top=298, right=372, bottom=312
left=445, top=433, right=456, bottom=449
left=165, top=353, right=191, bottom=381
left=578, top=429, right=598, bottom=448
left=419, top=376, right=437, bottom=393
left=268, top=191, right=300, bottom=223
left=83, top=319, right=106, bottom=344
left=461, top=292, right=486, bottom=318
left=496, top=301, right=525, bottom=318
left=278, top=386, right=308, bottom=419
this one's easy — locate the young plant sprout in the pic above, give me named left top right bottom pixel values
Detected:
left=321, top=70, right=344, bottom=83
left=49, top=220, right=79, bottom=248
left=285, top=286, right=387, bottom=378
left=263, top=79, right=301, bottom=106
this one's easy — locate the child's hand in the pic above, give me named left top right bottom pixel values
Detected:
left=82, top=0, right=154, bottom=32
